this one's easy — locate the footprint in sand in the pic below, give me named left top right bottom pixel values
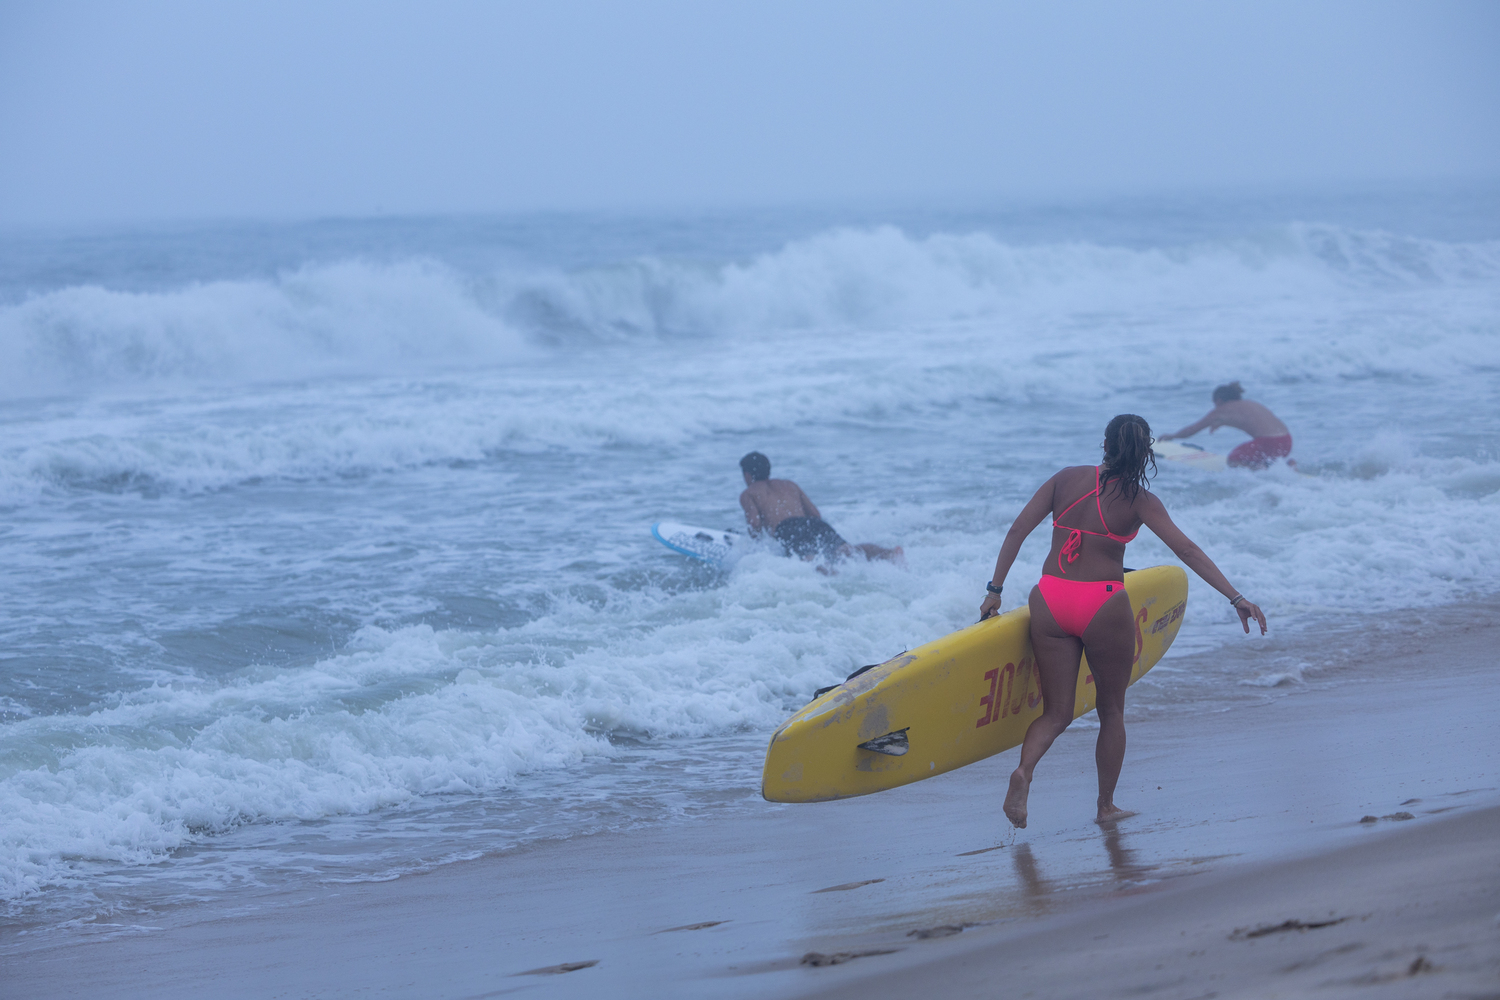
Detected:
left=656, top=921, right=727, bottom=933
left=801, top=949, right=900, bottom=966
left=1230, top=917, right=1348, bottom=940
left=908, top=925, right=966, bottom=939
left=514, top=960, right=598, bottom=975
left=812, top=879, right=885, bottom=893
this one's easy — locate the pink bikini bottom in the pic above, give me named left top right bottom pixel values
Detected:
left=1037, top=575, right=1126, bottom=638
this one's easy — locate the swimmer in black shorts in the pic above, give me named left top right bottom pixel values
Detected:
left=737, top=452, right=902, bottom=563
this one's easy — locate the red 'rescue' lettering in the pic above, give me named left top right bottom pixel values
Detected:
left=1133, top=605, right=1148, bottom=664
left=976, top=668, right=999, bottom=727
left=996, top=661, right=1017, bottom=719
left=1011, top=657, right=1033, bottom=716
left=1008, top=659, right=1032, bottom=716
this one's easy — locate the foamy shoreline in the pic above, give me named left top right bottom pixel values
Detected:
left=3, top=602, right=1495, bottom=998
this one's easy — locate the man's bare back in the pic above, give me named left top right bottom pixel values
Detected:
left=739, top=478, right=819, bottom=536
left=737, top=452, right=902, bottom=564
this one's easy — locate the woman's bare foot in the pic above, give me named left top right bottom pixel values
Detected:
left=1095, top=802, right=1138, bottom=824
left=1003, top=769, right=1030, bottom=828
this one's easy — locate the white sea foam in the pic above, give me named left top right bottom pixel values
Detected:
left=4, top=449, right=1499, bottom=903
left=0, top=554, right=929, bottom=900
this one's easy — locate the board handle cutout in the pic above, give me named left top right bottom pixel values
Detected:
left=857, top=728, right=910, bottom=756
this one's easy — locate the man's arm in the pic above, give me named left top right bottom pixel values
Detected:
left=1158, top=406, right=1221, bottom=441
left=740, top=491, right=765, bottom=537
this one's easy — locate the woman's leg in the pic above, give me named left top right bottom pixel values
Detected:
left=1081, top=590, right=1138, bottom=823
left=1004, top=586, right=1085, bottom=828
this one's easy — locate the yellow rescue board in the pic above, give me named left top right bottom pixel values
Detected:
left=761, top=565, right=1189, bottom=803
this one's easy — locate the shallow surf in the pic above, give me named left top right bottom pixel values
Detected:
left=1, top=188, right=1497, bottom=931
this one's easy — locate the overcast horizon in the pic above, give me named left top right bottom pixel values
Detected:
left=2, top=1, right=1498, bottom=228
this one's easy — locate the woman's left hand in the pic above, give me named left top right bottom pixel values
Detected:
left=979, top=593, right=1002, bottom=621
left=1236, top=600, right=1268, bottom=635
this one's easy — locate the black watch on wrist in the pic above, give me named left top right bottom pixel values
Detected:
left=985, top=582, right=1004, bottom=596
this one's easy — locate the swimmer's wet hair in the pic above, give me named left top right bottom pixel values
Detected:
left=740, top=451, right=771, bottom=482
left=1101, top=414, right=1156, bottom=502
left=1213, top=380, right=1245, bottom=403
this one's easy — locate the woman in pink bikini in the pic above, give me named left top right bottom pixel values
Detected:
left=1158, top=381, right=1292, bottom=469
left=978, top=414, right=1267, bottom=828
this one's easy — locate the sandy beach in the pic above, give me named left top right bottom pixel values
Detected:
left=4, top=603, right=1497, bottom=999
left=813, top=804, right=1500, bottom=1000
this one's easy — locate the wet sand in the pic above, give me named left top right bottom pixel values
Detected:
left=810, top=803, right=1500, bottom=1000
left=3, top=605, right=1497, bottom=999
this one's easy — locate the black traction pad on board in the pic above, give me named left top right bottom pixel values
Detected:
left=811, top=657, right=899, bottom=700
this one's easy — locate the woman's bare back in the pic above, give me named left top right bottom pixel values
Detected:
left=1041, top=466, right=1143, bottom=580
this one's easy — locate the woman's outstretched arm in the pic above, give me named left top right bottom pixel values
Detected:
left=1136, top=493, right=1267, bottom=634
left=979, top=476, right=1057, bottom=621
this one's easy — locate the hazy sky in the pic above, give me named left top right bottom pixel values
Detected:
left=1, top=1, right=1497, bottom=225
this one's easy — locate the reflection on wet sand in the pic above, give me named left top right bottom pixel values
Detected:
left=1006, top=824, right=1162, bottom=916
left=1100, top=822, right=1155, bottom=884
left=1009, top=843, right=1053, bottom=914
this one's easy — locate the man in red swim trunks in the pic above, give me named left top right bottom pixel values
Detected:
left=1158, top=381, right=1292, bottom=469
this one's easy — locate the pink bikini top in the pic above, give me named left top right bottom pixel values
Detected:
left=1054, top=467, right=1139, bottom=574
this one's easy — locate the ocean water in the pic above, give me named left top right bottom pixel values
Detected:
left=2, top=189, right=1498, bottom=939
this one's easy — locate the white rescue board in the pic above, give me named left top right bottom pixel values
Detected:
left=1153, top=440, right=1227, bottom=471
left=650, top=522, right=746, bottom=567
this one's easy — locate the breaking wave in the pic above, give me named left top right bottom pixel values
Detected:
left=3, top=223, right=1497, bottom=396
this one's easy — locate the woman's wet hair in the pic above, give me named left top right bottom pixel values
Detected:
left=740, top=451, right=771, bottom=482
left=1212, top=380, right=1245, bottom=404
left=1101, top=414, right=1156, bottom=502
